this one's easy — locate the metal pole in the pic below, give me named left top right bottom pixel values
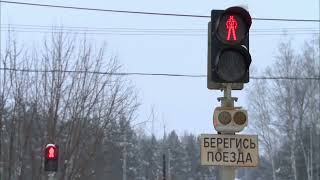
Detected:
left=122, top=131, right=127, bottom=180
left=162, top=154, right=166, bottom=180
left=121, top=120, right=150, bottom=180
left=0, top=122, right=3, bottom=180
left=219, top=167, right=236, bottom=180
left=168, top=149, right=171, bottom=180
left=218, top=84, right=236, bottom=180
left=0, top=1, right=2, bottom=177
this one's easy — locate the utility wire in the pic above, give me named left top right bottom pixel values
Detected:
left=1, top=0, right=319, bottom=22
left=1, top=24, right=319, bottom=32
left=1, top=24, right=319, bottom=33
left=1, top=26, right=319, bottom=36
left=1, top=24, right=319, bottom=36
left=0, top=67, right=206, bottom=77
left=2, top=24, right=319, bottom=30
left=0, top=67, right=319, bottom=80
left=1, top=30, right=318, bottom=36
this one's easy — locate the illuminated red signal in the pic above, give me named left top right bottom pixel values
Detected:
left=216, top=12, right=250, bottom=44
left=48, top=147, right=55, bottom=159
left=45, top=144, right=58, bottom=160
left=226, top=15, right=238, bottom=41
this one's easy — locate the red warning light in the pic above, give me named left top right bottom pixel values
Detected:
left=48, top=147, right=55, bottom=159
left=45, top=145, right=57, bottom=160
left=216, top=7, right=251, bottom=44
left=226, top=15, right=238, bottom=41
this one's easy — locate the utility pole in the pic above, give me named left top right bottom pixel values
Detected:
left=0, top=118, right=3, bottom=180
left=121, top=119, right=152, bottom=180
left=162, top=154, right=166, bottom=180
left=122, top=120, right=151, bottom=180
left=122, top=130, right=127, bottom=180
left=167, top=149, right=171, bottom=180
left=162, top=119, right=167, bottom=180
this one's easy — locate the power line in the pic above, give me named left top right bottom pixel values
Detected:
left=0, top=67, right=319, bottom=80
left=2, top=24, right=319, bottom=30
left=1, top=0, right=319, bottom=22
left=0, top=0, right=209, bottom=18
left=2, top=23, right=319, bottom=36
left=1, top=24, right=207, bottom=32
left=2, top=30, right=318, bottom=36
left=1, top=24, right=319, bottom=37
left=250, top=76, right=320, bottom=80
left=0, top=67, right=206, bottom=77
left=1, top=24, right=319, bottom=33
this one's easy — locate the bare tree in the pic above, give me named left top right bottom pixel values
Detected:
left=0, top=31, right=138, bottom=180
left=293, top=37, right=320, bottom=180
left=267, top=40, right=299, bottom=180
left=248, top=36, right=320, bottom=180
left=248, top=78, right=279, bottom=180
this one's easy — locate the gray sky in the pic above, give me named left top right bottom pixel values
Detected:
left=1, top=0, right=319, bottom=137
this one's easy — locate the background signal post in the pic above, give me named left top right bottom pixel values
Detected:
left=201, top=6, right=259, bottom=180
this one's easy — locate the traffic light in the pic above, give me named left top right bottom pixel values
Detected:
left=208, top=7, right=252, bottom=89
left=44, top=144, right=58, bottom=172
left=213, top=107, right=248, bottom=133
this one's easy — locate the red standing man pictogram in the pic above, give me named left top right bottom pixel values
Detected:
left=226, top=15, right=238, bottom=41
left=49, top=147, right=55, bottom=158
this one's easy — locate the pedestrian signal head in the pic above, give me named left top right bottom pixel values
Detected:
left=44, top=144, right=59, bottom=171
left=207, top=6, right=252, bottom=88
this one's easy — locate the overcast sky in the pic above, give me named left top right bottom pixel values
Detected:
left=1, top=0, right=319, bottom=137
